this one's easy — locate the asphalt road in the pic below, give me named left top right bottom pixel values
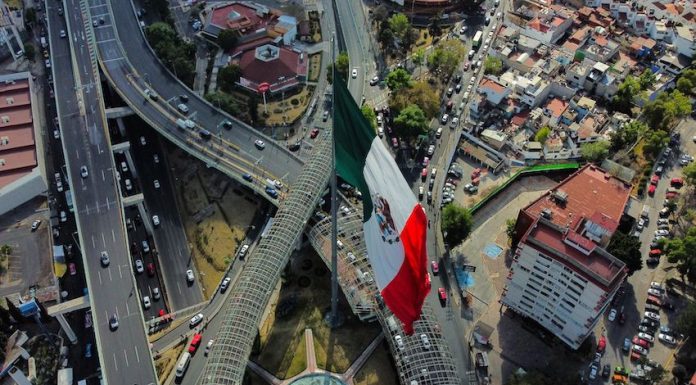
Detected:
left=89, top=0, right=304, bottom=191
left=124, top=119, right=204, bottom=310
left=51, top=0, right=157, bottom=383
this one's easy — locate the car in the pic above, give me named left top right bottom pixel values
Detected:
left=60, top=30, right=66, bottom=38
left=602, top=364, right=610, bottom=378
left=265, top=186, right=278, bottom=199
left=177, top=103, right=189, bottom=114
left=427, top=145, right=435, bottom=156
left=608, top=308, right=617, bottom=322
left=638, top=324, right=653, bottom=334
left=138, top=136, right=147, bottom=147
left=496, top=11, right=502, bottom=18
left=54, top=129, right=60, bottom=139
left=422, top=156, right=429, bottom=167
left=135, top=259, right=144, bottom=274
left=641, top=318, right=659, bottom=328
left=647, top=288, right=662, bottom=297
left=142, top=295, right=151, bottom=309
left=633, top=337, right=649, bottom=349
left=419, top=333, right=431, bottom=350
left=100, top=251, right=110, bottom=266
left=655, top=229, right=669, bottom=237
left=152, top=287, right=161, bottom=300
left=189, top=333, right=202, bottom=353
left=421, top=168, right=428, bottom=181
left=638, top=332, right=655, bottom=343
left=622, top=338, right=631, bottom=352
left=31, top=219, right=41, bottom=231
left=438, top=287, right=447, bottom=302
left=431, top=261, right=439, bottom=275
left=451, top=117, right=459, bottom=127
left=370, top=76, right=380, bottom=86
left=186, top=269, right=195, bottom=283
left=655, top=166, right=664, bottom=175
left=427, top=191, right=432, bottom=204
left=237, top=244, right=249, bottom=259
left=147, top=263, right=155, bottom=276
left=446, top=87, right=453, bottom=97
left=141, top=240, right=150, bottom=253
left=242, top=173, right=253, bottom=182
left=69, top=262, right=77, bottom=275
left=189, top=313, right=204, bottom=328
left=109, top=314, right=119, bottom=330
left=644, top=311, right=660, bottom=321
left=589, top=364, right=598, bottom=380
left=153, top=179, right=160, bottom=189
left=394, top=335, right=405, bottom=351
left=220, top=277, right=231, bottom=293
left=459, top=25, right=468, bottom=34
left=152, top=215, right=160, bottom=227
left=80, top=165, right=89, bottom=178
left=322, top=110, right=329, bottom=121
left=125, top=179, right=133, bottom=191
left=204, top=339, right=215, bottom=356
left=153, top=154, right=159, bottom=163
left=636, top=218, right=645, bottom=231
left=464, top=183, right=479, bottom=194
left=310, top=128, right=320, bottom=139
left=351, top=68, right=358, bottom=78
left=658, top=333, right=676, bottom=345
left=254, top=139, right=265, bottom=149
left=441, top=114, right=449, bottom=124
left=632, top=345, right=648, bottom=355
left=144, top=89, right=158, bottom=101
left=60, top=210, right=67, bottom=222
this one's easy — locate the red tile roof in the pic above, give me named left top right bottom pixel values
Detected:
left=546, top=98, right=569, bottom=117
left=511, top=111, right=529, bottom=127
left=238, top=45, right=307, bottom=89
left=480, top=78, right=507, bottom=95
left=0, top=78, right=36, bottom=189
left=209, top=2, right=276, bottom=34
left=523, top=164, right=631, bottom=235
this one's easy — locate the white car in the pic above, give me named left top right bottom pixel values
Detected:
left=254, top=139, right=265, bottom=149
left=140, top=136, right=146, bottom=146
left=351, top=68, right=358, bottom=78
left=644, top=311, right=660, bottom=321
left=658, top=333, right=676, bottom=345
left=650, top=282, right=663, bottom=290
left=60, top=210, right=67, bottom=222
left=153, top=179, right=160, bottom=189
left=273, top=179, right=283, bottom=189
left=189, top=313, right=204, bottom=327
left=125, top=179, right=132, bottom=191
left=394, top=335, right=405, bottom=351
left=588, top=364, right=598, bottom=380
left=142, top=295, right=151, bottom=309
left=80, top=165, right=89, bottom=178
left=153, top=154, right=159, bottom=163
left=451, top=117, right=459, bottom=127
left=186, top=269, right=195, bottom=282
left=54, top=129, right=60, bottom=139
left=152, top=287, right=161, bottom=300
left=205, top=339, right=214, bottom=355
left=427, top=145, right=435, bottom=156
left=152, top=215, right=160, bottom=226
left=608, top=309, right=617, bottom=322
left=60, top=30, right=66, bottom=38
left=637, top=218, right=645, bottom=231
left=441, top=114, right=449, bottom=124
left=237, top=244, right=249, bottom=259
left=632, top=345, right=647, bottom=355
left=638, top=332, right=655, bottom=343
left=420, top=334, right=431, bottom=350
left=220, top=277, right=231, bottom=293
left=135, top=259, right=144, bottom=274
left=655, top=229, right=669, bottom=237
left=647, top=288, right=662, bottom=297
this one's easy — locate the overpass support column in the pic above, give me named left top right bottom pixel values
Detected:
left=116, top=117, right=127, bottom=137
left=124, top=150, right=138, bottom=179
left=56, top=314, right=78, bottom=344
left=137, top=202, right=154, bottom=235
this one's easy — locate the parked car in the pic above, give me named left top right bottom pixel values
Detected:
left=638, top=333, right=655, bottom=344
left=188, top=333, right=202, bottom=353
left=608, top=309, right=617, bottom=322
left=632, top=345, right=648, bottom=356
left=431, top=261, right=439, bottom=275
left=644, top=311, right=660, bottom=321
left=658, top=333, right=676, bottom=345
left=254, top=139, right=265, bottom=149
left=632, top=337, right=649, bottom=349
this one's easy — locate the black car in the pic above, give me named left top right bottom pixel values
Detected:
left=455, top=84, right=462, bottom=93
left=180, top=95, right=189, bottom=103
left=602, top=364, right=610, bottom=378
left=454, top=73, right=462, bottom=83
left=647, top=257, right=660, bottom=265
left=641, top=318, right=659, bottom=329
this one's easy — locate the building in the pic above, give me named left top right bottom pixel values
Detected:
left=503, top=164, right=631, bottom=349
left=234, top=43, right=308, bottom=94
left=202, top=2, right=297, bottom=45
left=478, top=78, right=511, bottom=106
left=673, top=26, right=696, bottom=58
left=0, top=72, right=47, bottom=216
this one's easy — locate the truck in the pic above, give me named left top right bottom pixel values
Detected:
left=66, top=190, right=74, bottom=213
left=472, top=30, right=483, bottom=48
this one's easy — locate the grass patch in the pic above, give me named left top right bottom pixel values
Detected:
left=253, top=249, right=380, bottom=378
left=5, top=0, right=21, bottom=9
left=261, top=86, right=315, bottom=126
left=286, top=335, right=308, bottom=377
left=352, top=344, right=398, bottom=385
left=155, top=341, right=186, bottom=380
left=307, top=53, right=322, bottom=82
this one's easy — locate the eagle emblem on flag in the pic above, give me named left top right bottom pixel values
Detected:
left=374, top=194, right=400, bottom=244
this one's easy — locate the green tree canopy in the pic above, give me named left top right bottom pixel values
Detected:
left=394, top=104, right=428, bottom=139
left=607, top=231, right=643, bottom=275
left=217, top=64, right=241, bottom=93
left=643, top=90, right=692, bottom=131
left=143, top=0, right=170, bottom=20
left=580, top=140, right=610, bottom=163
left=205, top=92, right=243, bottom=117
left=361, top=104, right=377, bottom=130
left=145, top=23, right=196, bottom=86
left=23, top=44, right=35, bottom=62
left=372, top=5, right=388, bottom=22
left=24, top=7, right=36, bottom=25
left=676, top=301, right=696, bottom=340
left=388, top=13, right=410, bottom=40
left=427, top=40, right=466, bottom=79
left=441, top=203, right=473, bottom=247
left=389, top=81, right=440, bottom=119
left=385, top=68, right=412, bottom=91
left=483, top=56, right=503, bottom=75
left=666, top=226, right=696, bottom=283
left=638, top=69, right=656, bottom=90
left=609, top=120, right=647, bottom=152
left=217, top=29, right=238, bottom=51
left=682, top=162, right=696, bottom=187
left=326, top=52, right=350, bottom=84
left=534, top=126, right=551, bottom=144
left=676, top=69, right=696, bottom=95
left=612, top=75, right=643, bottom=114
left=642, top=129, right=669, bottom=159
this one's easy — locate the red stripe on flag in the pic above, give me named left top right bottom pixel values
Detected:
left=381, top=204, right=430, bottom=335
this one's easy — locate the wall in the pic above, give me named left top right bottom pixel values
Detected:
left=0, top=169, right=47, bottom=216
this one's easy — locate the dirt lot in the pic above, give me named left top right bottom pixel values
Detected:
left=262, top=86, right=315, bottom=127
left=307, top=53, right=322, bottom=82
left=155, top=341, right=186, bottom=380
left=352, top=344, right=398, bottom=385
left=170, top=150, right=257, bottom=298
left=252, top=249, right=381, bottom=379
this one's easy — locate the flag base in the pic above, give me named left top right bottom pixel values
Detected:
left=323, top=308, right=344, bottom=329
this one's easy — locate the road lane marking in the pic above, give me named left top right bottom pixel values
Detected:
left=91, top=235, right=96, bottom=249
left=101, top=232, right=106, bottom=247
left=134, top=346, right=140, bottom=363
left=108, top=268, right=112, bottom=282
left=106, top=196, right=111, bottom=210
left=112, top=353, right=119, bottom=371
left=177, top=282, right=182, bottom=295
left=75, top=149, right=80, bottom=159
left=101, top=169, right=105, bottom=181
left=118, top=264, right=123, bottom=279
left=112, top=229, right=116, bottom=242
left=95, top=200, right=100, bottom=213
left=125, top=302, right=130, bottom=316
left=123, top=350, right=129, bottom=367
left=98, top=270, right=102, bottom=285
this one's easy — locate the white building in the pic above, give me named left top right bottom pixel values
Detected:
left=673, top=26, right=696, bottom=58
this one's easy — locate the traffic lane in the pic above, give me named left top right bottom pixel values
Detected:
left=123, top=207, right=162, bottom=320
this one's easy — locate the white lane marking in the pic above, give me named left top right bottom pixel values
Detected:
left=98, top=270, right=102, bottom=285
left=118, top=264, right=123, bottom=279
left=95, top=200, right=100, bottom=213
left=108, top=267, right=112, bottom=282
left=75, top=148, right=80, bottom=159
left=112, top=229, right=116, bottom=243
left=134, top=346, right=140, bottom=363
left=91, top=235, right=96, bottom=249
left=100, top=56, right=124, bottom=63
left=178, top=248, right=182, bottom=257
left=177, top=282, right=182, bottom=295
left=112, top=353, right=119, bottom=371
left=101, top=232, right=106, bottom=247
left=125, top=301, right=130, bottom=316
left=101, top=169, right=105, bottom=181
left=123, top=350, right=129, bottom=367
left=106, top=196, right=111, bottom=210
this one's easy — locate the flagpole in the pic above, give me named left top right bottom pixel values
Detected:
left=329, top=31, right=340, bottom=327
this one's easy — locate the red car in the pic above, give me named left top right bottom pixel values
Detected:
left=310, top=128, right=319, bottom=139
left=633, top=336, right=649, bottom=349
left=189, top=333, right=202, bottom=353
left=158, top=309, right=166, bottom=318
left=391, top=137, right=399, bottom=148
left=670, top=177, right=683, bottom=188
left=666, top=191, right=679, bottom=199
left=648, top=184, right=656, bottom=196
left=69, top=263, right=77, bottom=276
left=438, top=288, right=447, bottom=302
left=431, top=261, right=439, bottom=275
left=650, top=175, right=660, bottom=185
left=147, top=263, right=155, bottom=276
left=421, top=168, right=428, bottom=181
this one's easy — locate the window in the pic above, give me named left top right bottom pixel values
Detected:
left=522, top=294, right=535, bottom=303
left=519, top=265, right=530, bottom=273
left=567, top=285, right=581, bottom=298
left=571, top=280, right=585, bottom=291
left=538, top=253, right=552, bottom=262
left=526, top=283, right=539, bottom=292
left=520, top=300, right=533, bottom=309
left=551, top=319, right=564, bottom=329
left=529, top=277, right=542, bottom=287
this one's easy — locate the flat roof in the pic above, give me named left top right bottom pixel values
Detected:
left=523, top=218, right=626, bottom=290
left=0, top=76, right=36, bottom=189
left=523, top=164, right=631, bottom=234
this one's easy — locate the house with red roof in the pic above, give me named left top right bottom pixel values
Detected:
left=202, top=2, right=297, bottom=45
left=502, top=164, right=630, bottom=350
left=233, top=43, right=308, bottom=94
left=522, top=9, right=573, bottom=44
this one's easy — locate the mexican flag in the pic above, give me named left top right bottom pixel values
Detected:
left=333, top=77, right=430, bottom=334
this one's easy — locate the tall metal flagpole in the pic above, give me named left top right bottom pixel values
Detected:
left=329, top=32, right=340, bottom=326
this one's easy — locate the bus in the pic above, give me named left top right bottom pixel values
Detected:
left=472, top=30, right=483, bottom=48
left=65, top=190, right=74, bottom=213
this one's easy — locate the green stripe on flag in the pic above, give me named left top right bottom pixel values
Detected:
left=334, top=77, right=376, bottom=219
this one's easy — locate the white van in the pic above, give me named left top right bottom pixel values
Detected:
left=175, top=352, right=191, bottom=378
left=120, top=161, right=128, bottom=172
left=41, top=37, right=48, bottom=48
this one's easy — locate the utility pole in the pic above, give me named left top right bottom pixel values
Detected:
left=328, top=32, right=342, bottom=328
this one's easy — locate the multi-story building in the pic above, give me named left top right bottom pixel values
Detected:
left=674, top=26, right=696, bottom=58
left=503, top=165, right=631, bottom=349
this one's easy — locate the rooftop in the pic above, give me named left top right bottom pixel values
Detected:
left=209, top=2, right=276, bottom=34
left=523, top=164, right=632, bottom=235
left=523, top=218, right=626, bottom=290
left=545, top=97, right=569, bottom=117
left=0, top=77, right=36, bottom=189
left=237, top=44, right=307, bottom=90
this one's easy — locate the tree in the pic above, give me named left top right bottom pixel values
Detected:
left=393, top=104, right=428, bottom=139
left=23, top=44, right=35, bottom=62
left=217, top=64, right=241, bottom=93
left=385, top=68, right=412, bottom=91
left=643, top=90, right=692, bottom=131
left=682, top=162, right=696, bottom=187
left=506, top=218, right=517, bottom=242
left=642, top=130, right=669, bottom=159
left=24, top=7, right=36, bottom=25
left=580, top=140, right=610, bottom=163
left=389, top=81, right=440, bottom=119
left=377, top=26, right=394, bottom=49
left=638, top=69, right=656, bottom=90
left=388, top=13, right=410, bottom=40
left=665, top=227, right=696, bottom=284
left=609, top=120, right=647, bottom=152
left=335, top=52, right=349, bottom=81
left=145, top=23, right=196, bottom=86
left=143, top=0, right=170, bottom=20
left=427, top=40, right=466, bottom=79
left=612, top=75, right=642, bottom=114
left=483, top=56, right=503, bottom=75
left=672, top=365, right=688, bottom=382
left=217, top=29, right=238, bottom=51
left=441, top=203, right=473, bottom=247
left=534, top=126, right=551, bottom=144
left=372, top=5, right=388, bottom=23
left=607, top=231, right=642, bottom=275
left=676, top=77, right=694, bottom=95
left=361, top=104, right=377, bottom=130
left=412, top=48, right=425, bottom=76
left=205, top=92, right=243, bottom=117
left=676, top=301, right=696, bottom=340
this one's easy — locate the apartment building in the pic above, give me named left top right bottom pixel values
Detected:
left=503, top=165, right=631, bottom=349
